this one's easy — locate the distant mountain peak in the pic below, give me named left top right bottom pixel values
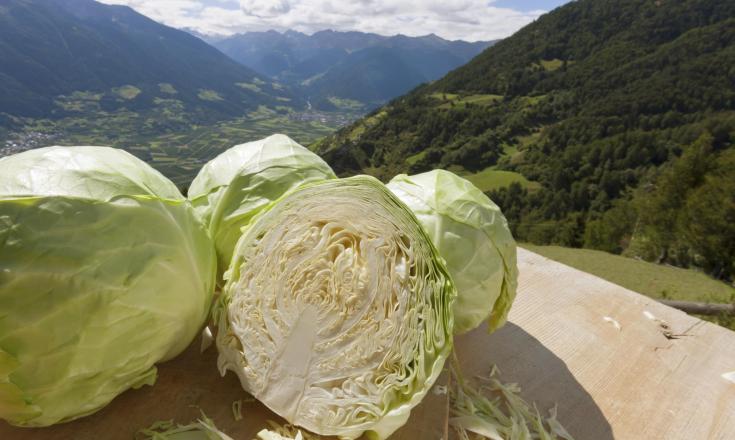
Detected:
left=212, top=28, right=494, bottom=110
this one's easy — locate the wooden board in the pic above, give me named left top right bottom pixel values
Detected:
left=0, top=336, right=449, bottom=440
left=3, top=248, right=734, bottom=439
left=454, top=249, right=735, bottom=440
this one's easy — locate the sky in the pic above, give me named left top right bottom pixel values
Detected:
left=97, top=0, right=572, bottom=42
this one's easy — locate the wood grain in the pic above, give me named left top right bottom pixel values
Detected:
left=454, top=249, right=735, bottom=440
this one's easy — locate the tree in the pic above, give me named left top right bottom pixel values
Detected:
left=680, top=151, right=735, bottom=280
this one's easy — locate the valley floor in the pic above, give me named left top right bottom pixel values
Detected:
left=0, top=108, right=358, bottom=189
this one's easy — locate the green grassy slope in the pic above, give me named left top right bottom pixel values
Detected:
left=462, top=168, right=541, bottom=193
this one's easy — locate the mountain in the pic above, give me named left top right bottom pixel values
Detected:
left=305, top=47, right=428, bottom=105
left=182, top=27, right=227, bottom=44
left=212, top=30, right=494, bottom=109
left=314, top=0, right=735, bottom=280
left=0, top=0, right=300, bottom=120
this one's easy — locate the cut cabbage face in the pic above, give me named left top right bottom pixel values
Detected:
left=215, top=176, right=455, bottom=439
left=188, top=134, right=336, bottom=280
left=0, top=146, right=216, bottom=427
left=388, top=170, right=518, bottom=334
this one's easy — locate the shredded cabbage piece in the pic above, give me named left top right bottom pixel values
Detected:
left=256, top=430, right=303, bottom=440
left=232, top=400, right=243, bottom=422
left=138, top=411, right=234, bottom=440
left=450, top=358, right=574, bottom=440
left=138, top=414, right=316, bottom=440
left=256, top=420, right=317, bottom=440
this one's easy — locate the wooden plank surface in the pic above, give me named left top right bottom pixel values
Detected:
left=454, top=248, right=735, bottom=440
left=3, top=248, right=734, bottom=439
left=0, top=336, right=449, bottom=440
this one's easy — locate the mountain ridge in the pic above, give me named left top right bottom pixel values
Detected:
left=212, top=29, right=495, bottom=109
left=0, top=0, right=301, bottom=120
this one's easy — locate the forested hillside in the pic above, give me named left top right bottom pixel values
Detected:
left=313, top=0, right=735, bottom=280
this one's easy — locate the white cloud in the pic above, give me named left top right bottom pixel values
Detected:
left=239, top=0, right=291, bottom=18
left=100, top=0, right=204, bottom=21
left=97, top=0, right=548, bottom=41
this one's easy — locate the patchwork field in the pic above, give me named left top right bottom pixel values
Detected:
left=462, top=167, right=542, bottom=192
left=1, top=104, right=353, bottom=189
left=430, top=93, right=504, bottom=109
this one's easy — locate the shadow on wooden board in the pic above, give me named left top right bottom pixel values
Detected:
left=455, top=323, right=614, bottom=440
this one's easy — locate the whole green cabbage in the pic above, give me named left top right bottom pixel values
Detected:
left=188, top=134, right=336, bottom=279
left=0, top=146, right=216, bottom=427
left=214, top=176, right=455, bottom=439
left=387, top=170, right=517, bottom=334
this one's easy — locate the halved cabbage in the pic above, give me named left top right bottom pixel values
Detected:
left=188, top=134, right=336, bottom=278
left=214, top=176, right=455, bottom=439
left=387, top=170, right=517, bottom=334
left=0, top=146, right=216, bottom=427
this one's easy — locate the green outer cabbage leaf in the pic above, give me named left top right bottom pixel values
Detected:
left=0, top=147, right=216, bottom=427
left=387, top=170, right=518, bottom=334
left=214, top=176, right=455, bottom=439
left=188, top=134, right=336, bottom=279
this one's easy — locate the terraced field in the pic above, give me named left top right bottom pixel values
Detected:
left=430, top=93, right=504, bottom=109
left=139, top=114, right=337, bottom=187
left=462, top=168, right=541, bottom=192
